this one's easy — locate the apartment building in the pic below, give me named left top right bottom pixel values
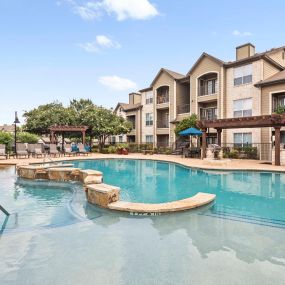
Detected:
left=113, top=43, right=285, bottom=157
left=111, top=88, right=154, bottom=144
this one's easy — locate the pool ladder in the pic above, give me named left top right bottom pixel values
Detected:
left=0, top=204, right=9, bottom=216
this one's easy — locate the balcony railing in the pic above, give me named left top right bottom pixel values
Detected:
left=177, top=104, right=190, bottom=114
left=157, top=94, right=169, bottom=104
left=157, top=122, right=169, bottom=128
left=200, top=108, right=218, bottom=120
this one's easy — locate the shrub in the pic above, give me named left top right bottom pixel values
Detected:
left=164, top=148, right=172, bottom=155
left=0, top=131, right=13, bottom=151
left=228, top=149, right=239, bottom=159
left=17, top=132, right=39, bottom=143
left=108, top=145, right=117, bottom=154
left=100, top=147, right=109, bottom=154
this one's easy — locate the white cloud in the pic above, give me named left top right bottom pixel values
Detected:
left=102, top=0, right=159, bottom=21
left=98, top=75, right=137, bottom=91
left=232, top=30, right=253, bottom=36
left=78, top=35, right=121, bottom=53
left=61, top=0, right=159, bottom=21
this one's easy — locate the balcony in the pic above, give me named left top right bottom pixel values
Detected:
left=156, top=86, right=170, bottom=105
left=177, top=104, right=190, bottom=114
left=272, top=93, right=285, bottom=113
left=157, top=121, right=169, bottom=128
left=200, top=108, right=218, bottom=120
left=198, top=73, right=218, bottom=96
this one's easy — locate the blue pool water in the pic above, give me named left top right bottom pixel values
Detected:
left=1, top=160, right=285, bottom=284
left=72, top=159, right=285, bottom=226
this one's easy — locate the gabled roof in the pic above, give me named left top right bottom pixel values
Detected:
left=225, top=53, right=284, bottom=70
left=187, top=53, right=224, bottom=75
left=150, top=68, right=185, bottom=86
left=255, top=70, right=285, bottom=87
left=114, top=102, right=142, bottom=113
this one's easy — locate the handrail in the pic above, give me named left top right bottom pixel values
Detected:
left=0, top=205, right=9, bottom=216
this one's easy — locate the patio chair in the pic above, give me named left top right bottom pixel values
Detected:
left=0, top=144, right=8, bottom=159
left=49, top=144, right=60, bottom=157
left=34, top=143, right=44, bottom=158
left=173, top=142, right=190, bottom=155
left=64, top=144, right=77, bottom=156
left=16, top=143, right=29, bottom=158
left=77, top=143, right=90, bottom=156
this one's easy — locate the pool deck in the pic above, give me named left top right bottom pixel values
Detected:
left=1, top=153, right=285, bottom=172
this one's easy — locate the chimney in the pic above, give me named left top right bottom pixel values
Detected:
left=129, top=92, right=141, bottom=105
left=236, top=43, right=255, bottom=60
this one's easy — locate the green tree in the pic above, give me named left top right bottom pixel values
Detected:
left=0, top=131, right=13, bottom=151
left=17, top=132, right=39, bottom=143
left=23, top=101, right=75, bottom=133
left=174, top=114, right=198, bottom=136
left=81, top=106, right=132, bottom=150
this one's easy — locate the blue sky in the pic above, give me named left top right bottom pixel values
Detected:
left=0, top=0, right=285, bottom=124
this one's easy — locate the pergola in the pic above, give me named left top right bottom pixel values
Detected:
left=197, top=114, right=285, bottom=166
left=48, top=125, right=89, bottom=149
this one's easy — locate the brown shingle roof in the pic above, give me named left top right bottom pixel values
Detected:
left=0, top=124, right=14, bottom=132
left=150, top=68, right=185, bottom=86
left=255, top=70, right=285, bottom=87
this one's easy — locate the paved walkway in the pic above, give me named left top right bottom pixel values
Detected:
left=1, top=153, right=285, bottom=172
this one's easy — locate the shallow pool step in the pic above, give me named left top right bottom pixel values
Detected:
left=108, top=192, right=216, bottom=213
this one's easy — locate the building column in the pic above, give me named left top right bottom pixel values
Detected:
left=216, top=128, right=222, bottom=146
left=202, top=128, right=207, bottom=159
left=275, top=127, right=281, bottom=166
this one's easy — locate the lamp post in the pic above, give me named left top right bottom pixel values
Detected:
left=13, top=111, right=20, bottom=156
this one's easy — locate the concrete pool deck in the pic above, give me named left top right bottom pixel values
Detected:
left=1, top=152, right=285, bottom=172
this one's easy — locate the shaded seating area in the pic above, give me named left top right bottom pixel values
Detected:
left=197, top=114, right=285, bottom=166
left=177, top=127, right=202, bottom=158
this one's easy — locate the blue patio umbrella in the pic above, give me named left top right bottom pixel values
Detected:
left=179, top=127, right=202, bottom=136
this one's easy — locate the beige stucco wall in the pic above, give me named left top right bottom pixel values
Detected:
left=153, top=71, right=175, bottom=146
left=141, top=90, right=155, bottom=142
left=224, top=60, right=263, bottom=144
left=189, top=56, right=223, bottom=118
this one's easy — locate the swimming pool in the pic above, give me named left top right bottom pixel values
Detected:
left=71, top=159, right=285, bottom=227
left=1, top=160, right=285, bottom=284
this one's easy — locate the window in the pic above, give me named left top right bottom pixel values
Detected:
left=145, top=113, right=153, bottom=126
left=233, top=98, right=252, bottom=117
left=234, top=64, right=252, bottom=86
left=119, top=136, right=123, bottom=143
left=110, top=136, right=116, bottom=143
left=145, top=91, right=153, bottom=104
left=234, top=133, right=252, bottom=146
left=146, top=135, right=153, bottom=143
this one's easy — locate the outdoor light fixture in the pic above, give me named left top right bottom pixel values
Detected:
left=13, top=111, right=20, bottom=156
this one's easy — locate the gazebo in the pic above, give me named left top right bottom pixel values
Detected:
left=48, top=125, right=89, bottom=150
left=197, top=114, right=285, bottom=166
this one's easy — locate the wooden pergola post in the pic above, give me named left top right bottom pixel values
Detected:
left=201, top=128, right=207, bottom=159
left=51, top=131, right=55, bottom=144
left=216, top=128, right=222, bottom=146
left=275, top=126, right=281, bottom=166
left=82, top=131, right=86, bottom=145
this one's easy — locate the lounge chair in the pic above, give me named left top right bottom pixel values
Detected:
left=77, top=143, right=90, bottom=156
left=64, top=144, right=77, bottom=156
left=173, top=142, right=190, bottom=155
left=0, top=144, right=8, bottom=159
left=27, top=143, right=44, bottom=158
left=49, top=144, right=60, bottom=157
left=16, top=143, right=29, bottom=158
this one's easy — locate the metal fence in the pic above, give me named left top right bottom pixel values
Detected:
left=221, top=143, right=272, bottom=161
